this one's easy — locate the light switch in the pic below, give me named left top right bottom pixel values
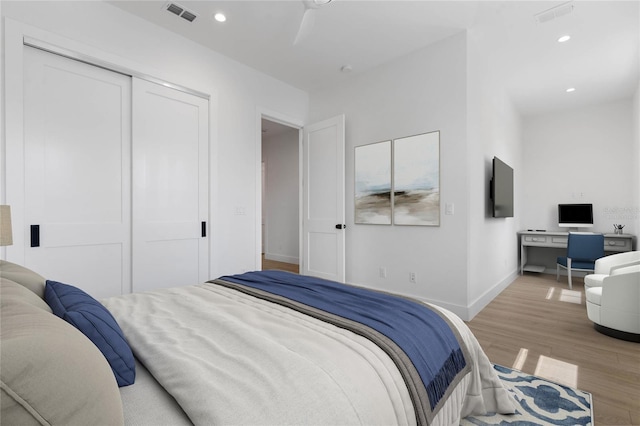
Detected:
left=445, top=203, right=454, bottom=215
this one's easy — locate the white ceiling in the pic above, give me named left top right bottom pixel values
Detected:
left=109, top=0, right=639, bottom=116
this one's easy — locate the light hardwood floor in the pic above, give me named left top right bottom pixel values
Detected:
left=262, top=256, right=299, bottom=274
left=466, top=273, right=640, bottom=425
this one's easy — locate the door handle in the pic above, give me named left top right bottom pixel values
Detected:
left=201, top=221, right=207, bottom=238
left=31, top=225, right=40, bottom=247
left=335, top=224, right=346, bottom=230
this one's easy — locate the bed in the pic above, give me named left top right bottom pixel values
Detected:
left=1, top=262, right=515, bottom=425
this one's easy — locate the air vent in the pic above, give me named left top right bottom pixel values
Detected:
left=535, top=1, right=574, bottom=24
left=164, top=2, right=197, bottom=23
left=166, top=3, right=183, bottom=16
left=181, top=10, right=197, bottom=22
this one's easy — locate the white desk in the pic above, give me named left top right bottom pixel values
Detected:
left=518, top=231, right=635, bottom=274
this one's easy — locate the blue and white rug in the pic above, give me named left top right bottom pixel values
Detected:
left=461, top=364, right=593, bottom=425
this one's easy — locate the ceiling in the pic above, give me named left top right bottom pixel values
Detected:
left=109, top=1, right=639, bottom=116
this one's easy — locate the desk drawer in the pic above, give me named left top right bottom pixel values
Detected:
left=521, top=233, right=568, bottom=248
left=605, top=238, right=632, bottom=251
left=524, top=235, right=548, bottom=243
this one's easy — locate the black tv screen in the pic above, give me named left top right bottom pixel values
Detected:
left=491, top=157, right=514, bottom=218
left=558, top=203, right=593, bottom=228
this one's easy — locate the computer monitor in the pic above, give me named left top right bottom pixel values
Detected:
left=558, top=203, right=593, bottom=229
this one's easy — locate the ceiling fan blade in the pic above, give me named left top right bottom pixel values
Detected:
left=293, top=8, right=316, bottom=45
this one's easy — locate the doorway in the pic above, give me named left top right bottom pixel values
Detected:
left=261, top=118, right=300, bottom=273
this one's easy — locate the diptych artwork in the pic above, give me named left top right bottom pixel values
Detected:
left=354, top=131, right=440, bottom=226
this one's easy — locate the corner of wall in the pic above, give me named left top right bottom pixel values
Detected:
left=465, top=18, right=524, bottom=313
left=634, top=83, right=640, bottom=237
left=1, top=2, right=5, bottom=203
left=0, top=3, right=5, bottom=261
left=466, top=269, right=518, bottom=320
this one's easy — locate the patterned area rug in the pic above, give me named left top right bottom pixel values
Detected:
left=461, top=364, right=593, bottom=425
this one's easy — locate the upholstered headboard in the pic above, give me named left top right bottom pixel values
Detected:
left=0, top=261, right=125, bottom=425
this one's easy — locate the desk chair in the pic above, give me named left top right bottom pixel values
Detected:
left=556, top=232, right=604, bottom=289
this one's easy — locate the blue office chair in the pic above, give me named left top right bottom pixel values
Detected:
left=557, top=232, right=605, bottom=289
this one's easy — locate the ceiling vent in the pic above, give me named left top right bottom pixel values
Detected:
left=534, top=1, right=574, bottom=24
left=164, top=2, right=197, bottom=23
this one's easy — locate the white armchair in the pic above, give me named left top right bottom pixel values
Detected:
left=584, top=251, right=640, bottom=290
left=585, top=264, right=640, bottom=342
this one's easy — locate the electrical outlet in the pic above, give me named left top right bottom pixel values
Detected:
left=409, top=272, right=417, bottom=284
left=379, top=267, right=387, bottom=278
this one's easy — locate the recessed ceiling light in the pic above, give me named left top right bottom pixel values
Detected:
left=214, top=12, right=226, bottom=22
left=566, top=87, right=576, bottom=93
left=558, top=35, right=571, bottom=43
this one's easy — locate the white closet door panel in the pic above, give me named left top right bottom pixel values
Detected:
left=28, top=245, right=124, bottom=300
left=132, top=78, right=209, bottom=292
left=23, top=46, right=131, bottom=298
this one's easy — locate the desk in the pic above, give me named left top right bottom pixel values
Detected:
left=518, top=231, right=634, bottom=274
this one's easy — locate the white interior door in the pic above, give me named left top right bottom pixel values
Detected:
left=132, top=78, right=209, bottom=292
left=23, top=46, right=132, bottom=298
left=302, top=115, right=345, bottom=282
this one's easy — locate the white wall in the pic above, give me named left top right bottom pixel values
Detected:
left=1, top=1, right=308, bottom=277
left=466, top=17, right=523, bottom=317
left=522, top=99, right=637, bottom=239
left=262, top=128, right=300, bottom=264
left=310, top=33, right=471, bottom=315
left=0, top=0, right=4, bottom=261
left=309, top=28, right=525, bottom=320
left=634, top=83, right=640, bottom=235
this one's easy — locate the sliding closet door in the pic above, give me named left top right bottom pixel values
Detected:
left=23, top=47, right=132, bottom=298
left=132, top=78, right=209, bottom=292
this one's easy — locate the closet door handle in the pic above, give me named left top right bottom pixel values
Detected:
left=31, top=225, right=40, bottom=247
left=201, top=221, right=207, bottom=238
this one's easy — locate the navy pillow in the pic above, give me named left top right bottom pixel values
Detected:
left=45, top=280, right=135, bottom=387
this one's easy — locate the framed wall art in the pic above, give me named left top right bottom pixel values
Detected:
left=393, top=131, right=440, bottom=226
left=354, top=140, right=392, bottom=225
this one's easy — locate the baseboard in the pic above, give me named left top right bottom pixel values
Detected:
left=264, top=253, right=299, bottom=265
left=344, top=280, right=470, bottom=321
left=414, top=297, right=469, bottom=321
left=344, top=270, right=518, bottom=322
left=466, top=269, right=519, bottom=320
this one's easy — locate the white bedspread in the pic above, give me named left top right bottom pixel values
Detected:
left=103, top=282, right=514, bottom=425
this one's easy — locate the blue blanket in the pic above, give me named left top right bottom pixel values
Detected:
left=216, top=270, right=468, bottom=420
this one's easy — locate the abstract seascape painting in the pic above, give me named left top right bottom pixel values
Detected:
left=355, top=141, right=392, bottom=225
left=393, top=131, right=440, bottom=226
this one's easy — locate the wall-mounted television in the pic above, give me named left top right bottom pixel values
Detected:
left=490, top=157, right=514, bottom=218
left=558, top=203, right=593, bottom=228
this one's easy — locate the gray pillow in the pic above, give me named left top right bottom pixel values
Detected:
left=0, top=260, right=46, bottom=299
left=0, top=278, right=52, bottom=312
left=1, top=291, right=124, bottom=425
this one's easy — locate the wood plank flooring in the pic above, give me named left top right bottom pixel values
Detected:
left=466, top=273, right=640, bottom=425
left=261, top=256, right=299, bottom=274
